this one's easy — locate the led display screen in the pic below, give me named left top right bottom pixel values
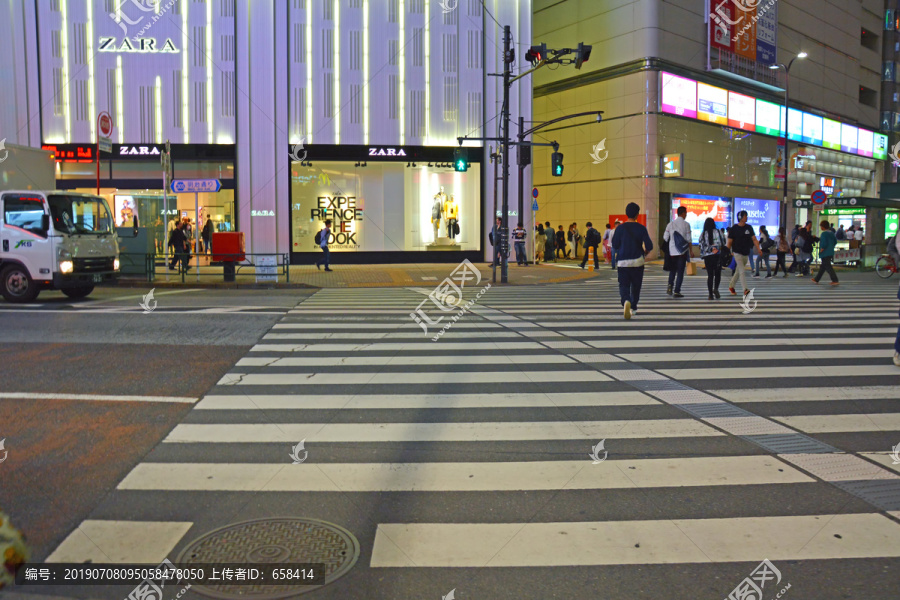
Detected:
left=822, top=119, right=842, bottom=150
left=857, top=129, right=874, bottom=158
left=671, top=194, right=732, bottom=243
left=755, top=99, right=783, bottom=136
left=727, top=91, right=755, bottom=131
left=660, top=72, right=697, bottom=118
left=734, top=198, right=780, bottom=235
left=841, top=124, right=858, bottom=154
left=697, top=83, right=728, bottom=125
left=786, top=108, right=803, bottom=142
left=801, top=113, right=823, bottom=146
left=875, top=133, right=889, bottom=160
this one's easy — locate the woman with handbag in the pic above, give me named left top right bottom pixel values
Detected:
left=699, top=218, right=726, bottom=300
left=773, top=226, right=790, bottom=277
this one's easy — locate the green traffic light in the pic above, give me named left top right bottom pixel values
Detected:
left=455, top=159, right=468, bottom=172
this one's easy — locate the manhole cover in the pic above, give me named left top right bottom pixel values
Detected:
left=175, top=517, right=360, bottom=599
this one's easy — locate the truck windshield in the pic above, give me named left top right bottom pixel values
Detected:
left=47, top=194, right=113, bottom=235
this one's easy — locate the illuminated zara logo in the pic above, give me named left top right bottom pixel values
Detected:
left=368, top=147, right=407, bottom=157
left=120, top=145, right=162, bottom=156
left=99, top=37, right=179, bottom=53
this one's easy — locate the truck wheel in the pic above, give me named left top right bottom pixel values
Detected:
left=61, top=285, right=95, bottom=299
left=1, top=265, right=40, bottom=303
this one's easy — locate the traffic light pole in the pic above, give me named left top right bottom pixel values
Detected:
left=500, top=25, right=512, bottom=284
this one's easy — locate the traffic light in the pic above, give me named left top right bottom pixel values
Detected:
left=575, top=43, right=592, bottom=69
left=517, top=144, right=531, bottom=167
left=454, top=147, right=469, bottom=172
left=551, top=152, right=564, bottom=177
left=524, top=43, right=547, bottom=66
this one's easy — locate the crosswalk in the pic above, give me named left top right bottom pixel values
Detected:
left=44, top=274, right=900, bottom=598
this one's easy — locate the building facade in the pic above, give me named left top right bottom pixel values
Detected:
left=531, top=0, right=897, bottom=258
left=0, top=0, right=532, bottom=263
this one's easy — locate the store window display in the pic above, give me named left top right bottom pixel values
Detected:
left=290, top=162, right=480, bottom=255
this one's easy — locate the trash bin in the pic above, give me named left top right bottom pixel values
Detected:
left=223, top=262, right=236, bottom=282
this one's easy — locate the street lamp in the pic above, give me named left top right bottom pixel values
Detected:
left=770, top=52, right=807, bottom=217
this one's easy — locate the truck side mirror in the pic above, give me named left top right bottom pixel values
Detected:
left=42, top=214, right=50, bottom=231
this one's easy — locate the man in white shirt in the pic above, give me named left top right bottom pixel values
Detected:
left=663, top=206, right=693, bottom=298
left=854, top=227, right=864, bottom=242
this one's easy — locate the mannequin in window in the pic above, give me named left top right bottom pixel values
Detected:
left=444, top=195, right=459, bottom=240
left=432, top=186, right=447, bottom=242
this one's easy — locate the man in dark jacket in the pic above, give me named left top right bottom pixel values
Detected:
left=168, top=222, right=189, bottom=271
left=544, top=221, right=556, bottom=262
left=611, top=203, right=654, bottom=320
left=580, top=222, right=601, bottom=270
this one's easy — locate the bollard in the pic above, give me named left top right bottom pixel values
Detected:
left=588, top=246, right=595, bottom=271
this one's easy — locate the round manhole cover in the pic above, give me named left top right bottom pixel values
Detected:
left=175, top=517, right=360, bottom=599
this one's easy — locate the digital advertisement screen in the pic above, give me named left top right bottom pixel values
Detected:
left=727, top=91, right=755, bottom=131
left=114, top=195, right=138, bottom=227
left=660, top=72, right=697, bottom=118
left=786, top=108, right=804, bottom=142
left=841, top=124, right=858, bottom=154
left=755, top=99, right=783, bottom=136
left=671, top=194, right=732, bottom=243
left=857, top=129, right=874, bottom=158
left=697, top=82, right=728, bottom=124
left=875, top=133, right=889, bottom=160
left=734, top=198, right=780, bottom=235
left=801, top=113, right=823, bottom=146
left=822, top=119, right=842, bottom=150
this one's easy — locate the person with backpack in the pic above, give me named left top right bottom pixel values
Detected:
left=580, top=221, right=601, bottom=270
left=699, top=218, right=726, bottom=300
left=773, top=226, right=790, bottom=277
left=611, top=203, right=653, bottom=320
left=168, top=221, right=190, bottom=272
left=662, top=205, right=693, bottom=298
left=788, top=224, right=801, bottom=273
left=754, top=225, right=774, bottom=278
left=315, top=219, right=333, bottom=271
left=796, top=221, right=818, bottom=276
left=812, top=219, right=839, bottom=286
left=201, top=217, right=214, bottom=254
left=727, top=210, right=762, bottom=297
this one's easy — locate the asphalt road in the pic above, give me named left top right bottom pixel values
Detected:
left=0, top=287, right=312, bottom=560
left=2, top=271, right=900, bottom=600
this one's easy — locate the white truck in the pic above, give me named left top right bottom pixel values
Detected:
left=0, top=144, right=119, bottom=302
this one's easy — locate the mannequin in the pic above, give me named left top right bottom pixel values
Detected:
left=432, top=186, right=447, bottom=242
left=444, top=195, right=459, bottom=240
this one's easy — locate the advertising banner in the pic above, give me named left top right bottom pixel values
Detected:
left=672, top=194, right=732, bottom=243
left=697, top=82, right=729, bottom=125
left=709, top=0, right=733, bottom=52
left=755, top=0, right=778, bottom=65
left=728, top=91, right=756, bottom=131
left=734, top=198, right=780, bottom=234
left=733, top=3, right=757, bottom=61
left=660, top=72, right=697, bottom=118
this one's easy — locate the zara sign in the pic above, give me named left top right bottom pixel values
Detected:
left=99, top=37, right=179, bottom=53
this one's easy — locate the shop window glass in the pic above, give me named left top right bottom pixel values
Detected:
left=290, top=162, right=481, bottom=253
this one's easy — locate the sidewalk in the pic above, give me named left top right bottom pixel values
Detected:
left=115, top=260, right=603, bottom=289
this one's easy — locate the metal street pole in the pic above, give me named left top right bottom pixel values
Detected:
left=772, top=53, right=806, bottom=227
left=500, top=25, right=512, bottom=284
left=518, top=115, right=525, bottom=260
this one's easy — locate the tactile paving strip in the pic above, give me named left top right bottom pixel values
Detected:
left=780, top=453, right=900, bottom=482
left=175, top=518, right=360, bottom=599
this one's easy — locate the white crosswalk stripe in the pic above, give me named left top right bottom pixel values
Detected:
left=49, top=276, right=900, bottom=593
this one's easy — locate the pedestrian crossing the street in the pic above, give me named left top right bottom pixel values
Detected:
left=45, top=275, right=900, bottom=599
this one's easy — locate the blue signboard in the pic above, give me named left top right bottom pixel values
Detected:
left=735, top=198, right=780, bottom=235
left=171, top=179, right=222, bottom=193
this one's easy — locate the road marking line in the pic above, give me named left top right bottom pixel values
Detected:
left=369, top=514, right=900, bottom=566
left=118, top=456, right=814, bottom=492
left=195, top=391, right=655, bottom=410
left=772, top=413, right=900, bottom=433
left=0, top=393, right=198, bottom=403
left=163, top=419, right=722, bottom=443
left=660, top=365, right=900, bottom=379
left=216, top=370, right=611, bottom=386
left=46, top=520, right=193, bottom=563
left=712, top=386, right=900, bottom=402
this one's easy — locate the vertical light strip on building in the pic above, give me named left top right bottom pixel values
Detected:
left=363, top=0, right=369, bottom=144
left=155, top=76, right=163, bottom=143
left=424, top=0, right=429, bottom=145
left=334, top=0, right=340, bottom=144
left=399, top=0, right=405, bottom=145
left=116, top=56, right=124, bottom=143
left=206, top=0, right=213, bottom=144
left=86, top=0, right=96, bottom=141
left=306, top=0, right=313, bottom=143
left=59, top=0, right=71, bottom=141
left=182, top=0, right=189, bottom=142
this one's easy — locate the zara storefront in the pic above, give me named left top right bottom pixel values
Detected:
left=4, top=1, right=531, bottom=264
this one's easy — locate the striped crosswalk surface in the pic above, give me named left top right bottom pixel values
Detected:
left=47, top=274, right=900, bottom=599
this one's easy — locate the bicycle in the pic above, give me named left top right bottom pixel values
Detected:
left=875, top=254, right=898, bottom=279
